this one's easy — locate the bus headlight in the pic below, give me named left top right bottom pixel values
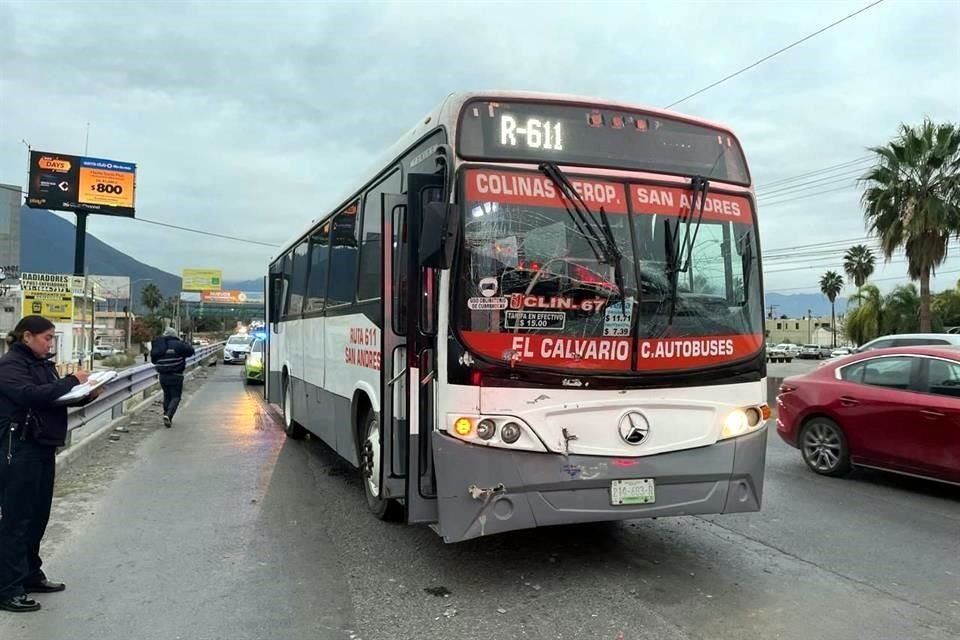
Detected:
left=720, top=405, right=769, bottom=440
left=722, top=410, right=749, bottom=437
left=500, top=422, right=521, bottom=444
left=476, top=419, right=496, bottom=440
left=445, top=414, right=546, bottom=452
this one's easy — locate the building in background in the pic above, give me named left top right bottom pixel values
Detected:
left=767, top=314, right=844, bottom=346
left=0, top=184, right=22, bottom=348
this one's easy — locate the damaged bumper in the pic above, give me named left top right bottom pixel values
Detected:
left=432, top=426, right=766, bottom=543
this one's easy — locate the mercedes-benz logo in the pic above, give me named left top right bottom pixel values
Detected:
left=618, top=411, right=650, bottom=445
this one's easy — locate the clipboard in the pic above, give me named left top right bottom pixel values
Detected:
left=56, top=371, right=118, bottom=404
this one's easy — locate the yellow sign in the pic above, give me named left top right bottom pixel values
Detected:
left=79, top=165, right=136, bottom=209
left=182, top=268, right=223, bottom=291
left=22, top=291, right=74, bottom=322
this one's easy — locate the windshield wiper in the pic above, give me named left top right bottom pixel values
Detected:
left=538, top=162, right=625, bottom=297
left=664, top=175, right=710, bottom=325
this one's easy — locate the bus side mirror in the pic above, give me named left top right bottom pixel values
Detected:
left=419, top=202, right=459, bottom=269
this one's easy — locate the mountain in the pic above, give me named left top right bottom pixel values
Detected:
left=764, top=292, right=848, bottom=318
left=19, top=207, right=263, bottom=310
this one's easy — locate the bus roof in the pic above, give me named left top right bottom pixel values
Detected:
left=273, top=90, right=745, bottom=259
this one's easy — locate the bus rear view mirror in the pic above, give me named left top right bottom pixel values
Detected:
left=419, top=202, right=459, bottom=269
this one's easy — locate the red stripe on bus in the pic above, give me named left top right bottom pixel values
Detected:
left=630, top=185, right=753, bottom=224
left=635, top=334, right=764, bottom=371
left=460, top=331, right=763, bottom=372
left=465, top=170, right=629, bottom=214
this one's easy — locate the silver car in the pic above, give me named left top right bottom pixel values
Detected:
left=856, top=333, right=960, bottom=352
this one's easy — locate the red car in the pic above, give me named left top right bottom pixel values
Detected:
left=777, top=346, right=960, bottom=485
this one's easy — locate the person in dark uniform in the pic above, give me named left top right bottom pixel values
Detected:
left=0, top=315, right=97, bottom=612
left=150, top=328, right=194, bottom=428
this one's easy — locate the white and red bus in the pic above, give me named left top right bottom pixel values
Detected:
left=266, top=92, right=767, bottom=542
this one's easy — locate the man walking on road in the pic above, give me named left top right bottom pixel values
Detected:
left=150, top=328, right=194, bottom=427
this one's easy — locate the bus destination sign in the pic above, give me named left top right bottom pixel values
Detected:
left=457, top=99, right=750, bottom=185
left=27, top=150, right=137, bottom=218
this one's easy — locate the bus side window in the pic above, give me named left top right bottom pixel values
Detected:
left=359, top=169, right=401, bottom=301
left=420, top=186, right=443, bottom=335
left=268, top=258, right=285, bottom=324
left=393, top=205, right=408, bottom=335
left=287, top=240, right=310, bottom=316
left=326, top=203, right=360, bottom=307
left=305, top=222, right=331, bottom=314
left=280, top=252, right=294, bottom=319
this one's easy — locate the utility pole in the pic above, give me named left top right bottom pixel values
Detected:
left=807, top=308, right=812, bottom=344
left=767, top=304, right=778, bottom=320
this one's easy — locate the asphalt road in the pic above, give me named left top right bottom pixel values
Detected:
left=2, top=364, right=957, bottom=640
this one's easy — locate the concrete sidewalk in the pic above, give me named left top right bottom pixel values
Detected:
left=0, top=365, right=358, bottom=640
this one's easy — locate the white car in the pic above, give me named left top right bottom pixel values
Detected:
left=856, top=333, right=960, bottom=352
left=224, top=334, right=254, bottom=364
left=766, top=345, right=793, bottom=363
left=93, top=344, right=115, bottom=359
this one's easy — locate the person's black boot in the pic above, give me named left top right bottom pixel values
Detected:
left=0, top=594, right=41, bottom=612
left=24, top=577, right=66, bottom=593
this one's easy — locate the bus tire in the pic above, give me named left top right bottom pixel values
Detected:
left=282, top=375, right=306, bottom=440
left=360, top=411, right=403, bottom=521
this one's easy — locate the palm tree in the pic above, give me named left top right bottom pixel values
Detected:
left=860, top=119, right=960, bottom=332
left=844, top=284, right=884, bottom=346
left=819, top=271, right=844, bottom=347
left=884, top=283, right=921, bottom=334
left=843, top=244, right=876, bottom=290
left=140, top=283, right=163, bottom=315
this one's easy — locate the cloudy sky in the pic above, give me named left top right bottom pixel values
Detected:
left=0, top=0, right=957, bottom=294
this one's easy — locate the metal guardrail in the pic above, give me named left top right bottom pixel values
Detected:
left=65, top=342, right=225, bottom=437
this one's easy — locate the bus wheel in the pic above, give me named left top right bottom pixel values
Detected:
left=800, top=417, right=850, bottom=477
left=360, top=412, right=403, bottom=521
left=282, top=377, right=306, bottom=440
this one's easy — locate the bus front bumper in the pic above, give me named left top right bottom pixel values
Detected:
left=431, top=426, right=766, bottom=543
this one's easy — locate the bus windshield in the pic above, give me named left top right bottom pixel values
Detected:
left=455, top=168, right=763, bottom=373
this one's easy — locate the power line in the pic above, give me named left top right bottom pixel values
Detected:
left=756, top=156, right=872, bottom=190
left=664, top=0, right=887, bottom=109
left=768, top=268, right=960, bottom=293
left=0, top=184, right=278, bottom=248
left=761, top=184, right=859, bottom=208
left=136, top=218, right=280, bottom=247
left=757, top=167, right=867, bottom=199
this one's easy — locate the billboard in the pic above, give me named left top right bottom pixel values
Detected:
left=201, top=290, right=250, bottom=304
left=90, top=275, right=131, bottom=299
left=19, top=273, right=74, bottom=322
left=182, top=268, right=223, bottom=291
left=26, top=151, right=136, bottom=218
left=20, top=272, right=72, bottom=293
left=22, top=292, right=74, bottom=322
left=183, top=290, right=263, bottom=305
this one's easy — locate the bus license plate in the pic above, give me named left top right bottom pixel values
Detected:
left=610, top=479, right=655, bottom=505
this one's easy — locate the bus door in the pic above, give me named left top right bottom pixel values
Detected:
left=381, top=174, right=444, bottom=524
left=266, top=260, right=286, bottom=405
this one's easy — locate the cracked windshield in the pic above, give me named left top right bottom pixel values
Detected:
left=457, top=170, right=763, bottom=371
